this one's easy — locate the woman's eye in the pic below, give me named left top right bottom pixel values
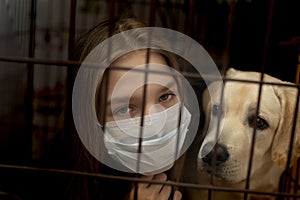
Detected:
left=159, top=93, right=175, bottom=102
left=113, top=105, right=135, bottom=117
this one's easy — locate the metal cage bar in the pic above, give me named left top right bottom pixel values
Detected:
left=0, top=0, right=299, bottom=200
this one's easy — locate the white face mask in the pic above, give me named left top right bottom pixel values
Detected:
left=103, top=103, right=191, bottom=175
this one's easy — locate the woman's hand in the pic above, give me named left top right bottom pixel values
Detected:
left=128, top=173, right=182, bottom=200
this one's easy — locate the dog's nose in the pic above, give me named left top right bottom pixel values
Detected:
left=202, top=143, right=229, bottom=166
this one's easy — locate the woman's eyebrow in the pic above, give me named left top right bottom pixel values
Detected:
left=161, top=81, right=177, bottom=91
left=106, top=81, right=178, bottom=103
left=106, top=97, right=130, bottom=105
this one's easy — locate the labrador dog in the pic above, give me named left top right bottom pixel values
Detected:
left=187, top=68, right=300, bottom=200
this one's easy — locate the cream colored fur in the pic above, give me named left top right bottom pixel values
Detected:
left=187, top=68, right=300, bottom=200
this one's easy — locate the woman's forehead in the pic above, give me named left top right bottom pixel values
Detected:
left=107, top=63, right=177, bottom=96
left=107, top=50, right=175, bottom=89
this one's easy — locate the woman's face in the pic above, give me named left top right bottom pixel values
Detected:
left=103, top=50, right=179, bottom=122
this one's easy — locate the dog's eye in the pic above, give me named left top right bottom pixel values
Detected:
left=256, top=117, right=269, bottom=130
left=212, top=104, right=223, bottom=116
left=249, top=115, right=269, bottom=130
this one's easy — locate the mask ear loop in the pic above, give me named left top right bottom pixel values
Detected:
left=96, top=122, right=103, bottom=128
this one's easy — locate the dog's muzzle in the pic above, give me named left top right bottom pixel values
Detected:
left=202, top=143, right=229, bottom=168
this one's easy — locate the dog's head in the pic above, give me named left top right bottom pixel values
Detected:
left=198, top=68, right=300, bottom=184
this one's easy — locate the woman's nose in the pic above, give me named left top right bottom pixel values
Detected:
left=143, top=103, right=165, bottom=115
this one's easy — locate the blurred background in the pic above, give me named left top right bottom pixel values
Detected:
left=0, top=0, right=299, bottom=199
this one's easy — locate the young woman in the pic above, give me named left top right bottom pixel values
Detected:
left=68, top=17, right=195, bottom=200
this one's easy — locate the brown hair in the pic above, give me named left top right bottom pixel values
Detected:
left=73, top=18, right=146, bottom=62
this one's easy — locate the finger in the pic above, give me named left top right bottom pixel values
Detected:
left=148, top=173, right=168, bottom=191
left=157, top=184, right=172, bottom=200
left=138, top=175, right=154, bottom=188
left=173, top=190, right=182, bottom=200
left=153, top=173, right=168, bottom=181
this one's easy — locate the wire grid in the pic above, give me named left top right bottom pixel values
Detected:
left=0, top=0, right=299, bottom=200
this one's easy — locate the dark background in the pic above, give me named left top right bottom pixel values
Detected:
left=0, top=0, right=299, bottom=199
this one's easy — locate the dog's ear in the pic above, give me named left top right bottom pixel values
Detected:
left=271, top=83, right=300, bottom=168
